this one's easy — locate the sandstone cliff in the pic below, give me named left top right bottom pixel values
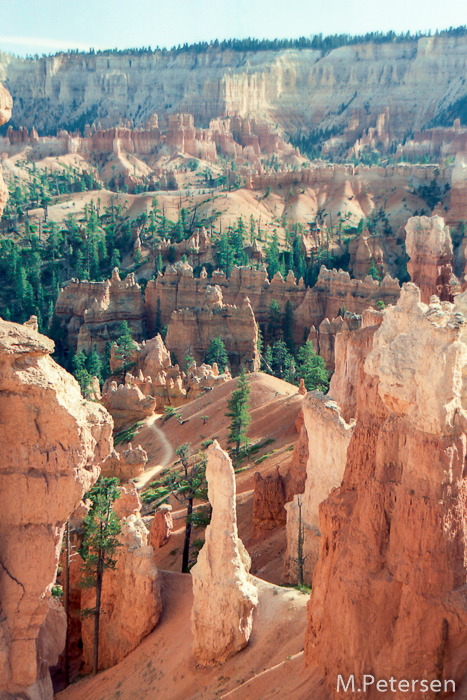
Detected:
left=0, top=320, right=112, bottom=700
left=81, top=511, right=161, bottom=672
left=406, top=215, right=456, bottom=303
left=305, top=284, right=467, bottom=697
left=283, top=393, right=353, bottom=584
left=54, top=269, right=145, bottom=354
left=165, top=284, right=260, bottom=371
left=4, top=36, right=467, bottom=139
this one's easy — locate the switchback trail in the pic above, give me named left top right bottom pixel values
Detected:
left=134, top=414, right=174, bottom=490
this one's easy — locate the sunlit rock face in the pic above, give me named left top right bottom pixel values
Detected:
left=0, top=319, right=112, bottom=699
left=305, top=284, right=467, bottom=698
left=191, top=441, right=258, bottom=666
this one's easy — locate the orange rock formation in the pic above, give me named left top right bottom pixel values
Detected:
left=0, top=320, right=112, bottom=699
left=406, top=215, right=457, bottom=303
left=305, top=284, right=467, bottom=696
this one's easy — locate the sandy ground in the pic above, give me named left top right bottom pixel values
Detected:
left=124, top=373, right=303, bottom=583
left=56, top=571, right=327, bottom=700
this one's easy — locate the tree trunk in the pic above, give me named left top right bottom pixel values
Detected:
left=182, top=498, right=193, bottom=573
left=93, top=551, right=104, bottom=676
left=63, top=521, right=70, bottom=687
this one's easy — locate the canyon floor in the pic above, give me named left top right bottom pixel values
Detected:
left=57, top=572, right=324, bottom=700
left=134, top=373, right=302, bottom=582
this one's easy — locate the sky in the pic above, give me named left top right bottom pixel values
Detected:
left=1, top=0, right=467, bottom=56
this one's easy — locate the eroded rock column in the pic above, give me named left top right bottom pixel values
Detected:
left=283, top=393, right=353, bottom=584
left=406, top=215, right=455, bottom=303
left=305, top=284, right=467, bottom=698
left=191, top=440, right=258, bottom=666
left=0, top=320, right=113, bottom=699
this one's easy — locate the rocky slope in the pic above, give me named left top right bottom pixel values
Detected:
left=0, top=319, right=112, bottom=700
left=305, top=284, right=467, bottom=697
left=3, top=36, right=467, bottom=138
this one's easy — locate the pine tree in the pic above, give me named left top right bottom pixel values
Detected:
left=205, top=337, right=229, bottom=373
left=296, top=342, right=329, bottom=392
left=114, top=321, right=137, bottom=372
left=87, top=350, right=103, bottom=385
left=154, top=297, right=162, bottom=335
left=225, top=368, right=251, bottom=456
left=282, top=300, right=294, bottom=353
left=265, top=232, right=280, bottom=279
left=158, top=445, right=207, bottom=572
left=268, top=299, right=281, bottom=341
left=79, top=478, right=121, bottom=676
left=72, top=351, right=92, bottom=395
left=369, top=259, right=381, bottom=281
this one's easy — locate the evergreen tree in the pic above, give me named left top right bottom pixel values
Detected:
left=87, top=350, right=103, bottom=385
left=369, top=259, right=381, bottom=281
left=267, top=299, right=281, bottom=341
left=205, top=337, right=229, bottom=373
left=225, top=368, right=251, bottom=456
left=154, top=297, right=162, bottom=335
left=79, top=478, right=121, bottom=676
left=216, top=233, right=235, bottom=277
left=265, top=232, right=281, bottom=279
left=269, top=339, right=292, bottom=379
left=296, top=341, right=329, bottom=392
left=113, top=321, right=137, bottom=372
left=158, top=445, right=207, bottom=573
left=282, top=300, right=294, bottom=353
left=72, top=351, right=92, bottom=395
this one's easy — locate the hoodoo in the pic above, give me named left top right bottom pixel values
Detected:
left=0, top=320, right=113, bottom=699
left=305, top=284, right=467, bottom=697
left=191, top=440, right=258, bottom=666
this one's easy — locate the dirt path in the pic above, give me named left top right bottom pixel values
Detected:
left=134, top=415, right=174, bottom=490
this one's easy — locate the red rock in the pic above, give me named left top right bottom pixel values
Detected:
left=250, top=468, right=286, bottom=539
left=305, top=284, right=467, bottom=696
left=283, top=393, right=353, bottom=584
left=0, top=320, right=112, bottom=699
left=54, top=268, right=145, bottom=354
left=0, top=84, right=12, bottom=217
left=165, top=285, right=260, bottom=372
left=406, top=215, right=455, bottom=303
left=101, top=380, right=156, bottom=431
left=283, top=408, right=309, bottom=502
left=191, top=441, right=258, bottom=666
left=148, top=504, right=173, bottom=549
left=101, top=444, right=148, bottom=482
left=328, top=308, right=383, bottom=423
left=81, top=513, right=161, bottom=672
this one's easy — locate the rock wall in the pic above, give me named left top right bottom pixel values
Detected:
left=0, top=320, right=112, bottom=699
left=283, top=392, right=353, bottom=584
left=4, top=36, right=467, bottom=138
left=191, top=441, right=258, bottom=666
left=250, top=468, right=287, bottom=539
left=294, top=267, right=400, bottom=343
left=54, top=268, right=145, bottom=353
left=328, top=308, right=383, bottom=422
left=81, top=511, right=161, bottom=672
left=165, top=285, right=260, bottom=371
left=305, top=284, right=467, bottom=697
left=406, top=215, right=456, bottom=303
left=145, top=262, right=306, bottom=342
left=101, top=444, right=148, bottom=482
